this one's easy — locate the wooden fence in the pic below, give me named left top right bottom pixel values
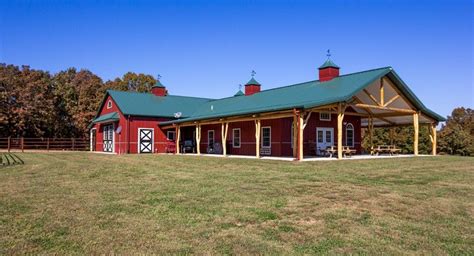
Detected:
left=0, top=137, right=89, bottom=152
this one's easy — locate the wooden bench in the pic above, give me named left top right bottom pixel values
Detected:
left=343, top=146, right=356, bottom=158
left=372, top=145, right=401, bottom=156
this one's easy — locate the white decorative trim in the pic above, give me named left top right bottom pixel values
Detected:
left=261, top=126, right=271, bottom=149
left=107, top=100, right=112, bottom=109
left=138, top=128, right=154, bottom=154
left=320, top=112, right=331, bottom=121
left=346, top=123, right=354, bottom=147
left=232, top=128, right=241, bottom=148
left=90, top=128, right=96, bottom=152
left=167, top=130, right=176, bottom=141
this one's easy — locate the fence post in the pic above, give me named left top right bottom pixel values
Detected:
left=8, top=136, right=11, bottom=152
left=47, top=138, right=50, bottom=151
left=72, top=138, right=75, bottom=151
left=21, top=137, right=24, bottom=152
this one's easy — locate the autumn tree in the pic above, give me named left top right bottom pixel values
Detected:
left=105, top=72, right=156, bottom=92
left=438, top=107, right=473, bottom=156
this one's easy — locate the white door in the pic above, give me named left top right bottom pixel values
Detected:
left=139, top=129, right=154, bottom=153
left=103, top=124, right=114, bottom=152
left=316, top=127, right=334, bottom=155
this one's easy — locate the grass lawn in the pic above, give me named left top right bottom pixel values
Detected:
left=0, top=153, right=473, bottom=254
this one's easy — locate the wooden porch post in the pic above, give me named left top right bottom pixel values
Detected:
left=413, top=112, right=419, bottom=156
left=196, top=124, right=201, bottom=155
left=7, top=136, right=11, bottom=152
left=429, top=123, right=437, bottom=156
left=21, top=137, right=24, bottom=152
left=255, top=119, right=261, bottom=158
left=292, top=115, right=297, bottom=158
left=337, top=103, right=345, bottom=159
left=298, top=113, right=304, bottom=160
left=221, top=122, right=229, bottom=156
left=368, top=116, right=374, bottom=150
left=176, top=125, right=181, bottom=154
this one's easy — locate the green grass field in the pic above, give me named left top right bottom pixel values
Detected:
left=0, top=153, right=473, bottom=254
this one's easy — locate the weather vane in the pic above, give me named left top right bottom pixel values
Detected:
left=251, top=70, right=256, bottom=77
left=157, top=74, right=162, bottom=80
left=326, top=49, right=331, bottom=59
left=238, top=84, right=242, bottom=91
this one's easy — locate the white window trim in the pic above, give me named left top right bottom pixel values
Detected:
left=261, top=126, right=271, bottom=149
left=232, top=128, right=241, bottom=148
left=208, top=130, right=215, bottom=146
left=345, top=123, right=354, bottom=147
left=167, top=130, right=176, bottom=141
left=107, top=100, right=112, bottom=109
left=320, top=112, right=331, bottom=121
left=137, top=128, right=154, bottom=154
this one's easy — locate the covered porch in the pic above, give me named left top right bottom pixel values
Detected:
left=161, top=72, right=440, bottom=161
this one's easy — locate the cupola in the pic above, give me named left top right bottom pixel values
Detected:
left=244, top=70, right=261, bottom=96
left=318, top=50, right=340, bottom=82
left=151, top=75, right=167, bottom=96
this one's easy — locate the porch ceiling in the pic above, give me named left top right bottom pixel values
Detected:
left=351, top=75, right=436, bottom=127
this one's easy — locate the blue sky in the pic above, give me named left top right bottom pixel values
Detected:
left=1, top=0, right=472, bottom=117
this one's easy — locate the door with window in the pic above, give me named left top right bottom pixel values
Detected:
left=316, top=127, right=334, bottom=155
left=139, top=128, right=154, bottom=153
left=103, top=124, right=114, bottom=152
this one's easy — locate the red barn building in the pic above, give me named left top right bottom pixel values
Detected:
left=90, top=57, right=445, bottom=160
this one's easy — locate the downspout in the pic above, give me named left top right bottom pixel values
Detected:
left=127, top=115, right=130, bottom=154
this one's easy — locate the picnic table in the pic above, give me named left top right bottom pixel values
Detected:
left=371, top=145, right=401, bottom=156
left=321, top=146, right=356, bottom=158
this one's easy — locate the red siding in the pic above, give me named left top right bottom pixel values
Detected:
left=91, top=96, right=361, bottom=157
left=91, top=95, right=173, bottom=154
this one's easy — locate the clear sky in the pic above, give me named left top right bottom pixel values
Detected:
left=1, top=0, right=472, bottom=118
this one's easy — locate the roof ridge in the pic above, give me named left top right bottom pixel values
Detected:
left=337, top=66, right=392, bottom=78
left=107, top=89, right=212, bottom=100
left=241, top=66, right=393, bottom=95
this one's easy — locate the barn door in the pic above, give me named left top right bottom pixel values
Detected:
left=103, top=124, right=114, bottom=152
left=91, top=129, right=96, bottom=151
left=139, top=129, right=154, bottom=153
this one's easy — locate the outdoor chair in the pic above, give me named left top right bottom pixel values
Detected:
left=181, top=140, right=195, bottom=153
left=165, top=140, right=176, bottom=153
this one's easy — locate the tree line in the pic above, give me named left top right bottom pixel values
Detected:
left=0, top=63, right=472, bottom=155
left=362, top=107, right=473, bottom=156
left=0, top=63, right=156, bottom=138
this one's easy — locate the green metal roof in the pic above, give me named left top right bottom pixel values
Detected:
left=102, top=90, right=212, bottom=118
left=92, top=112, right=120, bottom=123
left=159, top=67, right=445, bottom=125
left=245, top=77, right=261, bottom=86
left=234, top=90, right=244, bottom=96
left=152, top=80, right=165, bottom=88
left=319, top=59, right=340, bottom=69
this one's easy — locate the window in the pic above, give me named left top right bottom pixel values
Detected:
left=320, top=112, right=331, bottom=121
left=107, top=100, right=112, bottom=109
left=346, top=123, right=354, bottom=147
left=232, top=128, right=241, bottom=148
left=317, top=130, right=323, bottom=143
left=208, top=130, right=215, bottom=146
left=167, top=131, right=176, bottom=141
left=261, top=127, right=271, bottom=148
